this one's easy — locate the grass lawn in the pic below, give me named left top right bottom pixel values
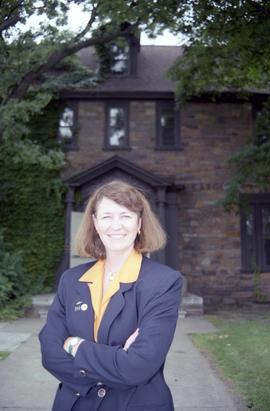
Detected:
left=0, top=351, right=10, bottom=361
left=191, top=307, right=270, bottom=411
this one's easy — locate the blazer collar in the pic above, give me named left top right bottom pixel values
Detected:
left=78, top=249, right=142, bottom=284
left=74, top=280, right=95, bottom=341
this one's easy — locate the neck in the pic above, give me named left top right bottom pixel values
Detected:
left=105, top=246, right=134, bottom=272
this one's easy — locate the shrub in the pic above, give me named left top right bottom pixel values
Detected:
left=0, top=141, right=66, bottom=293
left=0, top=229, right=29, bottom=307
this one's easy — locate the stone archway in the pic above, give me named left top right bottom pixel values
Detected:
left=60, top=156, right=184, bottom=277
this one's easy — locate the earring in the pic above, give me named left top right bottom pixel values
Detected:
left=138, top=229, right=141, bottom=235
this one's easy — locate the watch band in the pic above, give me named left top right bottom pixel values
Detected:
left=68, top=337, right=81, bottom=356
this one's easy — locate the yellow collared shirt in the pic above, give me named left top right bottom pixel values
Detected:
left=79, top=249, right=142, bottom=341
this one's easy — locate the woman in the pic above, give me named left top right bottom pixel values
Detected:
left=39, top=180, right=182, bottom=411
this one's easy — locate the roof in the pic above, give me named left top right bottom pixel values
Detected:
left=76, top=45, right=183, bottom=94
left=66, top=155, right=174, bottom=188
left=67, top=44, right=269, bottom=100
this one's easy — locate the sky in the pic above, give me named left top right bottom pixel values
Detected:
left=66, top=4, right=183, bottom=46
left=23, top=3, right=184, bottom=46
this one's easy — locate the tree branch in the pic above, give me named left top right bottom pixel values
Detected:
left=8, top=22, right=138, bottom=100
left=0, top=14, right=21, bottom=33
left=73, top=1, right=101, bottom=43
left=247, top=0, right=270, bottom=18
left=0, top=1, right=24, bottom=33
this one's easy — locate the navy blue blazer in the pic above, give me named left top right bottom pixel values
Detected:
left=39, top=256, right=182, bottom=411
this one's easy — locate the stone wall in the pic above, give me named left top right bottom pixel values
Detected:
left=62, top=99, right=270, bottom=305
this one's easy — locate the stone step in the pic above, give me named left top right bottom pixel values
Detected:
left=30, top=292, right=204, bottom=319
left=180, top=293, right=204, bottom=317
left=28, top=294, right=55, bottom=319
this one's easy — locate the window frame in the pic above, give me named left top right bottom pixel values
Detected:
left=57, top=101, right=79, bottom=151
left=110, top=42, right=130, bottom=76
left=240, top=194, right=270, bottom=272
left=109, top=36, right=138, bottom=78
left=252, top=98, right=270, bottom=146
left=155, top=100, right=182, bottom=151
left=104, top=101, right=130, bottom=150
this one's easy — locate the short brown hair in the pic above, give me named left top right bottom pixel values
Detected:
left=75, top=180, right=166, bottom=259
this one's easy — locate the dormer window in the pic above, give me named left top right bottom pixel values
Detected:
left=108, top=34, right=139, bottom=77
left=110, top=43, right=129, bottom=75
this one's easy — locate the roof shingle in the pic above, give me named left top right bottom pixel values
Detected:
left=77, top=45, right=183, bottom=93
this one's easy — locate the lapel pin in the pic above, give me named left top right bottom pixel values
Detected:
left=74, top=301, right=88, bottom=312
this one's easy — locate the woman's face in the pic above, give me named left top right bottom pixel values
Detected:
left=93, top=196, right=141, bottom=254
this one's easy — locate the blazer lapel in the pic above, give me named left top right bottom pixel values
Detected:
left=97, top=282, right=134, bottom=344
left=75, top=281, right=95, bottom=341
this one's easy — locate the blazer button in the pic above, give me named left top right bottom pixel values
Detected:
left=76, top=392, right=80, bottom=396
left=80, top=369, right=86, bottom=376
left=97, top=388, right=106, bottom=398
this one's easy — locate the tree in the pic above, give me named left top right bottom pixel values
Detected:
left=169, top=0, right=270, bottom=100
left=167, top=0, right=270, bottom=210
left=2, top=1, right=270, bottom=211
left=0, top=1, right=184, bottom=299
left=0, top=0, right=182, bottom=146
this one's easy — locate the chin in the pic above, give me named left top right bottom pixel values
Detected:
left=106, top=242, right=134, bottom=253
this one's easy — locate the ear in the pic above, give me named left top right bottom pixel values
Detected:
left=138, top=217, right=142, bottom=231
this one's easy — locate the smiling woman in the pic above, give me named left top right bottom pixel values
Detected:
left=92, top=197, right=141, bottom=258
left=39, top=179, right=183, bottom=411
left=75, top=180, right=166, bottom=259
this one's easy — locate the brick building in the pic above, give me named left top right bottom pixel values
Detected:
left=58, top=34, right=270, bottom=307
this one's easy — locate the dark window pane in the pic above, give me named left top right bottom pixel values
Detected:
left=160, top=107, right=175, bottom=146
left=58, top=107, right=74, bottom=140
left=245, top=212, right=256, bottom=268
left=262, top=206, right=270, bottom=266
left=253, top=103, right=270, bottom=146
left=108, top=107, right=125, bottom=146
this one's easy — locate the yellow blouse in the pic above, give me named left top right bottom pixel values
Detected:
left=79, top=249, right=142, bottom=341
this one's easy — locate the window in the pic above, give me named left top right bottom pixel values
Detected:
left=109, top=34, right=139, bottom=77
left=57, top=103, right=78, bottom=150
left=241, top=195, right=270, bottom=271
left=110, top=42, right=129, bottom=75
left=156, top=101, right=181, bottom=150
left=104, top=102, right=129, bottom=149
left=252, top=100, right=270, bottom=146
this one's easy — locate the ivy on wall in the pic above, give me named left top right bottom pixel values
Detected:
left=0, top=227, right=30, bottom=317
left=0, top=102, right=66, bottom=294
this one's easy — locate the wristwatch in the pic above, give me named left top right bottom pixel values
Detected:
left=67, top=337, right=82, bottom=357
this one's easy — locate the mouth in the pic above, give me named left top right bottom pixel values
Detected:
left=107, top=234, right=126, bottom=238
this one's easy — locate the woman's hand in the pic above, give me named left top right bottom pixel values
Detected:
left=63, top=329, right=139, bottom=357
left=123, top=328, right=139, bottom=351
left=63, top=336, right=84, bottom=357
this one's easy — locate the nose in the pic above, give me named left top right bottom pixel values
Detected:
left=111, top=216, right=122, bottom=230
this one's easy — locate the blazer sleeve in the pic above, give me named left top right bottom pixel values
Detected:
left=38, top=274, right=96, bottom=396
left=73, top=273, right=182, bottom=389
